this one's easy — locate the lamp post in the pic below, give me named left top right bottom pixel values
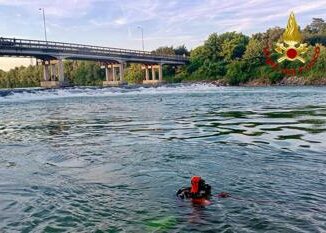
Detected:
left=137, top=26, right=144, bottom=52
left=39, top=8, right=48, bottom=42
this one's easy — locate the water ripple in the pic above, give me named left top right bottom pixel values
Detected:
left=0, top=86, right=326, bottom=232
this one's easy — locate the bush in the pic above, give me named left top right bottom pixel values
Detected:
left=124, top=64, right=144, bottom=84
left=226, top=61, right=250, bottom=85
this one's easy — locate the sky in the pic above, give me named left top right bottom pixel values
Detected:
left=0, top=0, right=326, bottom=71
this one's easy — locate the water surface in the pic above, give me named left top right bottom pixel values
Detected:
left=0, top=85, right=325, bottom=232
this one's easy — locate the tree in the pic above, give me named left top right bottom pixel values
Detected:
left=303, top=18, right=326, bottom=46
left=174, top=45, right=190, bottom=56
left=152, top=46, right=175, bottom=55
left=219, top=32, right=249, bottom=61
left=204, top=33, right=223, bottom=62
left=124, top=64, right=144, bottom=84
left=70, top=61, right=104, bottom=86
left=304, top=34, right=326, bottom=46
left=226, top=61, right=249, bottom=85
left=243, top=38, right=263, bottom=59
left=304, top=18, right=326, bottom=34
left=187, top=46, right=207, bottom=73
left=252, top=27, right=284, bottom=47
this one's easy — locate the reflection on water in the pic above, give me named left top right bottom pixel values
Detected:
left=0, top=85, right=326, bottom=232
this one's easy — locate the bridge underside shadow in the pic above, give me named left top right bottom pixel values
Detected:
left=38, top=58, right=167, bottom=88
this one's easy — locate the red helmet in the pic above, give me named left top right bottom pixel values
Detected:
left=190, top=176, right=202, bottom=193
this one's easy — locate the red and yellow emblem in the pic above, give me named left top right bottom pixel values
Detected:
left=275, top=12, right=308, bottom=63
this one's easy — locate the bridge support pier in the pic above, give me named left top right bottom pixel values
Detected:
left=103, top=63, right=126, bottom=87
left=119, top=63, right=124, bottom=82
left=158, top=64, right=163, bottom=82
left=40, top=58, right=68, bottom=88
left=143, top=64, right=164, bottom=85
left=113, top=65, right=118, bottom=81
left=105, top=64, right=113, bottom=82
left=152, top=66, right=156, bottom=81
left=58, top=59, right=65, bottom=83
left=50, top=64, right=56, bottom=81
left=145, top=66, right=149, bottom=81
left=43, top=63, right=50, bottom=81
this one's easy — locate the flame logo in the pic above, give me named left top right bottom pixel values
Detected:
left=283, top=12, right=302, bottom=43
left=275, top=12, right=308, bottom=63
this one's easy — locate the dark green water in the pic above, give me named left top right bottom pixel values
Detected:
left=0, top=85, right=325, bottom=232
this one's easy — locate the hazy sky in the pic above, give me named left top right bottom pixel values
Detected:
left=1, top=0, right=326, bottom=71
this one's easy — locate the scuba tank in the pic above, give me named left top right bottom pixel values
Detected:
left=176, top=176, right=211, bottom=199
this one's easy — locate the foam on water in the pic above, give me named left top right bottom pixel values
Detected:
left=0, top=84, right=226, bottom=102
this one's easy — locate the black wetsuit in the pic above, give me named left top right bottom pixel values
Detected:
left=176, top=183, right=211, bottom=199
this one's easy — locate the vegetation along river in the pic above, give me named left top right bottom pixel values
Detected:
left=0, top=84, right=325, bottom=232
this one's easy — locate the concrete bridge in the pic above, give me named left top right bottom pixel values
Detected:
left=0, top=37, right=188, bottom=88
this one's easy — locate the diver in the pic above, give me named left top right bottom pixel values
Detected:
left=176, top=176, right=212, bottom=200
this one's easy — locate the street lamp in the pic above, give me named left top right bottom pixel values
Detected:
left=39, top=8, right=48, bottom=42
left=137, top=26, right=144, bottom=52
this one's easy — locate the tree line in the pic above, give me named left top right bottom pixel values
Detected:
left=0, top=18, right=325, bottom=88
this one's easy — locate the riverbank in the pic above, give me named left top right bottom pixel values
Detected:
left=181, top=76, right=326, bottom=87
left=245, top=77, right=326, bottom=86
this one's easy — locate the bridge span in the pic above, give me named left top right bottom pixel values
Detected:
left=0, top=37, right=188, bottom=88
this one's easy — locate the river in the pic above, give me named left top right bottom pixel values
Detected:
left=0, top=85, right=325, bottom=232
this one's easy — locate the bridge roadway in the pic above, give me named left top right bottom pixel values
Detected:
left=0, top=37, right=188, bottom=87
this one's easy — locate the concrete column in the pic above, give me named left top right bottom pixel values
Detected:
left=105, top=64, right=114, bottom=81
left=43, top=64, right=50, bottom=81
left=113, top=66, right=117, bottom=81
left=158, top=64, right=163, bottom=81
left=152, top=66, right=156, bottom=81
left=105, top=65, right=110, bottom=81
left=51, top=64, right=57, bottom=81
left=58, top=59, right=65, bottom=83
left=145, top=65, right=149, bottom=81
left=109, top=64, right=113, bottom=81
left=119, top=63, right=124, bottom=82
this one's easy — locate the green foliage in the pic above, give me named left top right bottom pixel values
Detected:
left=302, top=18, right=326, bottom=46
left=243, top=38, right=264, bottom=62
left=124, top=64, right=144, bottom=84
left=152, top=46, right=175, bottom=55
left=70, top=61, right=104, bottom=86
left=304, top=34, right=326, bottom=46
left=201, top=32, right=249, bottom=62
left=252, top=27, right=284, bottom=47
left=219, top=32, right=249, bottom=61
left=174, top=45, right=190, bottom=56
left=151, top=46, right=190, bottom=78
left=188, top=46, right=206, bottom=72
left=0, top=65, right=42, bottom=88
left=178, top=17, right=326, bottom=85
left=152, top=45, right=190, bottom=56
left=202, top=61, right=227, bottom=78
left=204, top=33, right=223, bottom=61
left=304, top=18, right=326, bottom=34
left=226, top=61, right=250, bottom=85
left=174, top=69, right=188, bottom=82
left=305, top=45, right=326, bottom=78
left=0, top=61, right=104, bottom=88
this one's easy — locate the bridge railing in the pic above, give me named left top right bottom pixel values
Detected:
left=0, top=37, right=188, bottom=62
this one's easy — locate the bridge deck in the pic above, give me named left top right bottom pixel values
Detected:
left=0, top=37, right=188, bottom=65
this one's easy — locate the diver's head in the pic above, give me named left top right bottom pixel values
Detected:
left=190, top=176, right=205, bottom=194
